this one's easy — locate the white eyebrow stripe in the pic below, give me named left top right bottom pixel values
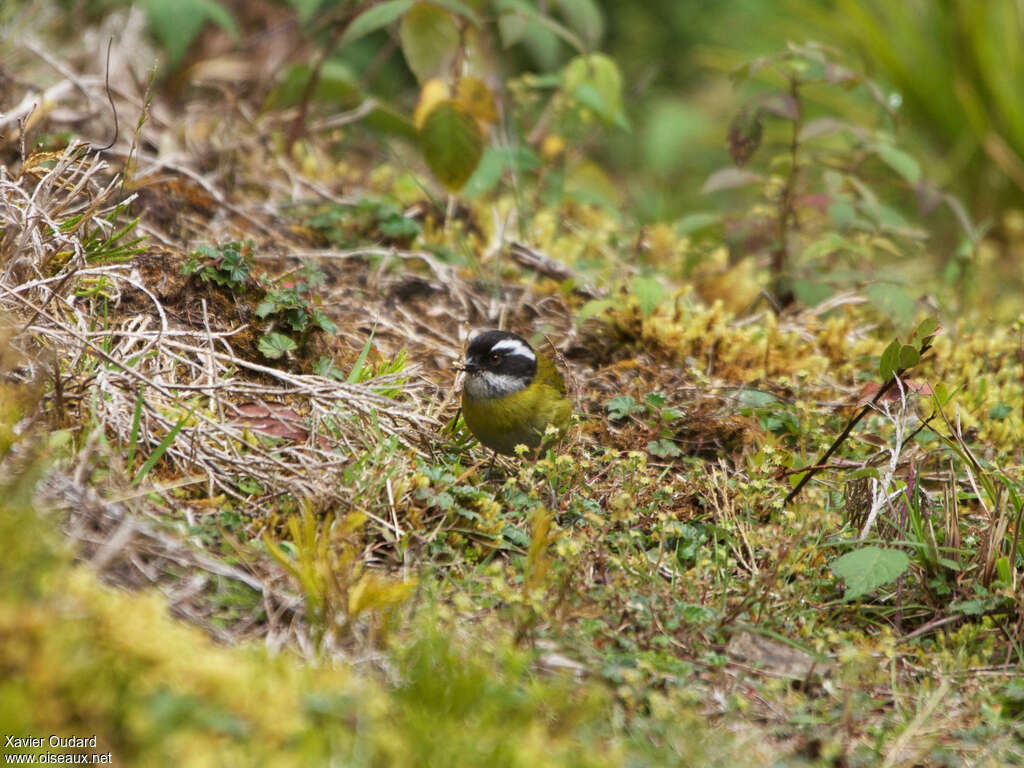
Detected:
left=491, top=338, right=536, bottom=360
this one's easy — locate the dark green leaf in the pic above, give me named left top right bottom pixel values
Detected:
left=879, top=338, right=901, bottom=381
left=417, top=100, right=484, bottom=190
left=898, top=344, right=920, bottom=369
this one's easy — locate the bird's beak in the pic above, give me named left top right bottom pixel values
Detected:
left=459, top=359, right=480, bottom=373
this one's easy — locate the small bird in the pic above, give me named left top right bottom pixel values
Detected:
left=459, top=330, right=571, bottom=456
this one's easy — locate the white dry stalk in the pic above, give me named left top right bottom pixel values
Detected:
left=860, top=375, right=913, bottom=540
left=2, top=146, right=439, bottom=520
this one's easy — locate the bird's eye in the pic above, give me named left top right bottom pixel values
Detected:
left=488, top=353, right=501, bottom=364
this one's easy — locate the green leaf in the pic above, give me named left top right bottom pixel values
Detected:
left=990, top=403, right=1012, bottom=421
left=831, top=547, right=910, bottom=600
left=644, top=392, right=668, bottom=409
left=400, top=2, right=460, bottom=83
left=417, top=100, right=485, bottom=190
left=554, top=0, right=603, bottom=48
left=876, top=144, right=921, bottom=185
left=576, top=298, right=614, bottom=324
left=347, top=329, right=375, bottom=384
left=139, top=0, right=238, bottom=67
left=898, top=344, right=920, bottom=369
left=606, top=395, right=642, bottom=420
left=879, top=338, right=901, bottom=381
left=132, top=406, right=197, bottom=486
left=647, top=439, right=681, bottom=459
left=259, top=333, right=298, bottom=360
left=911, top=316, right=940, bottom=345
left=631, top=276, right=665, bottom=317
left=562, top=53, right=628, bottom=128
left=340, top=0, right=412, bottom=48
left=311, top=309, right=337, bottom=335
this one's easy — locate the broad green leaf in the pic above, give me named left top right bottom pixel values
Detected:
left=562, top=53, right=628, bottom=128
left=898, top=344, right=920, bottom=369
left=259, top=333, right=298, bottom=360
left=831, top=546, right=910, bottom=600
left=632, top=276, right=665, bottom=318
left=417, top=100, right=484, bottom=190
left=879, top=338, right=901, bottom=381
left=463, top=145, right=541, bottom=198
left=911, top=316, right=940, bottom=345
left=876, top=144, right=922, bottom=185
left=400, top=2, right=460, bottom=83
left=340, top=0, right=412, bottom=48
left=139, top=0, right=238, bottom=67
left=554, top=0, right=603, bottom=48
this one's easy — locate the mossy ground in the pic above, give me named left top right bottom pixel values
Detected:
left=2, top=6, right=1024, bottom=767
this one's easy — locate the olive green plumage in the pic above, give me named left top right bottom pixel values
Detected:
left=460, top=331, right=571, bottom=456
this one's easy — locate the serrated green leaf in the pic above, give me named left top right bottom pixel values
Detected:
left=644, top=392, right=668, bottom=409
left=647, top=439, right=681, bottom=458
left=312, top=309, right=337, bottom=335
left=831, top=546, right=909, bottom=600
left=417, top=100, right=484, bottom=190
left=606, top=395, right=641, bottom=420
left=400, top=2, right=460, bottom=83
left=259, top=333, right=298, bottom=360
left=340, top=0, right=412, bottom=48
